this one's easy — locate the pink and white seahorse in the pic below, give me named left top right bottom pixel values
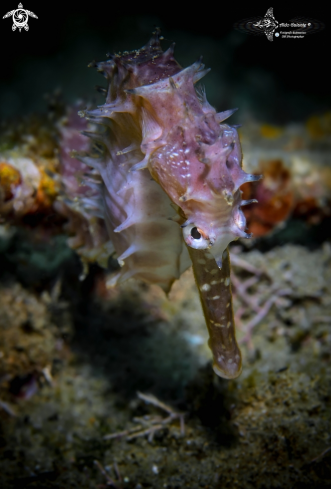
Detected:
left=76, top=29, right=261, bottom=379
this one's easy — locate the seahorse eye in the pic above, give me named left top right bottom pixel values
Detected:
left=182, top=224, right=211, bottom=250
left=191, top=227, right=201, bottom=239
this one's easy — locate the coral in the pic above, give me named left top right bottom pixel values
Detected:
left=240, top=116, right=331, bottom=235
left=0, top=161, right=21, bottom=201
left=0, top=114, right=61, bottom=224
left=241, top=159, right=293, bottom=236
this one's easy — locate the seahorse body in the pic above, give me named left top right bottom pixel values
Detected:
left=77, top=33, right=191, bottom=292
left=78, top=30, right=261, bottom=378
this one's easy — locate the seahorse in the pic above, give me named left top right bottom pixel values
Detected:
left=76, top=29, right=261, bottom=379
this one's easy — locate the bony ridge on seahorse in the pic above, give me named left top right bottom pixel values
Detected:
left=77, top=29, right=261, bottom=379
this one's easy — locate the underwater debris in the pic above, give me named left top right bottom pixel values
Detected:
left=0, top=237, right=330, bottom=487
left=0, top=280, right=72, bottom=406
left=94, top=459, right=123, bottom=488
left=229, top=243, right=331, bottom=355
left=0, top=399, right=16, bottom=416
left=104, top=392, right=185, bottom=443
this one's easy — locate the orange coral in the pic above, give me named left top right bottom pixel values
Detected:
left=35, top=167, right=59, bottom=211
left=0, top=161, right=22, bottom=201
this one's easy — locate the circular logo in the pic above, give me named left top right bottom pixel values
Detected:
left=13, top=8, right=28, bottom=28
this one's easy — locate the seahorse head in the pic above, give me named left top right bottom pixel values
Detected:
left=131, top=60, right=261, bottom=268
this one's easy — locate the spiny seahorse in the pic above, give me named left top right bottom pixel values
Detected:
left=76, top=29, right=261, bottom=379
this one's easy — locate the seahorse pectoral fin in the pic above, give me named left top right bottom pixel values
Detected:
left=187, top=246, right=242, bottom=379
